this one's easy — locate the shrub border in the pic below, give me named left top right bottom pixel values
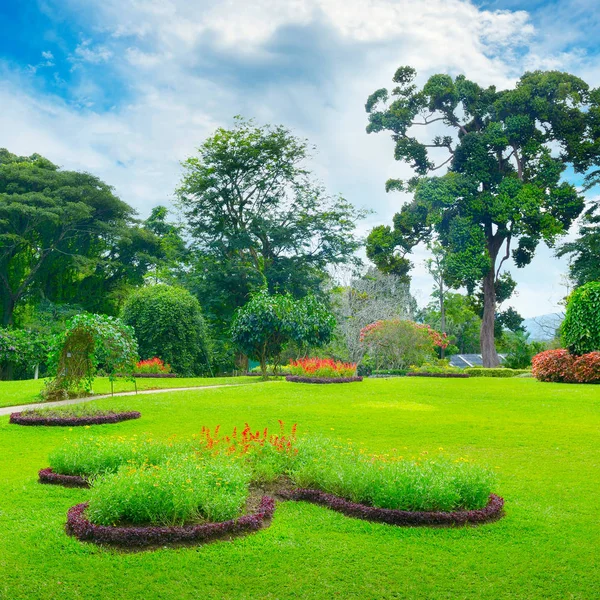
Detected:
left=39, top=468, right=89, bottom=488
left=281, top=489, right=503, bottom=525
left=10, top=411, right=141, bottom=427
left=285, top=375, right=363, bottom=384
left=405, top=373, right=469, bottom=379
left=65, top=496, right=276, bottom=547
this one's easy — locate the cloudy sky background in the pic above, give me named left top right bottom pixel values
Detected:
left=1, top=0, right=599, bottom=317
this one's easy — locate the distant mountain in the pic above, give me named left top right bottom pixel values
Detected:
left=522, top=313, right=563, bottom=341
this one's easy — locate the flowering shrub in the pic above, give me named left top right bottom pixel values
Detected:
left=359, top=319, right=448, bottom=370
left=288, top=358, right=357, bottom=378
left=135, top=357, right=172, bottom=374
left=532, top=349, right=600, bottom=383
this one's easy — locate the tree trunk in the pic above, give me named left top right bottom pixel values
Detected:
left=1, top=292, right=15, bottom=327
left=439, top=278, right=446, bottom=359
left=480, top=268, right=500, bottom=367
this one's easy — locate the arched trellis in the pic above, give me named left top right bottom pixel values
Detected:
left=43, top=314, right=139, bottom=401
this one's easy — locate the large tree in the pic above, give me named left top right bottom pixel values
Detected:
left=365, top=68, right=597, bottom=366
left=0, top=149, right=163, bottom=325
left=557, top=211, right=600, bottom=286
left=176, top=118, right=367, bottom=331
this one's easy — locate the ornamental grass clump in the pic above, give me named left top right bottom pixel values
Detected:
left=289, top=358, right=357, bottom=378
left=289, top=437, right=494, bottom=512
left=86, top=454, right=251, bottom=526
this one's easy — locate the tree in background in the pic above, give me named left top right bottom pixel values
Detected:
left=328, top=268, right=416, bottom=363
left=230, top=289, right=335, bottom=379
left=0, top=149, right=164, bottom=325
left=557, top=211, right=600, bottom=286
left=176, top=118, right=367, bottom=333
left=121, top=285, right=211, bottom=377
left=561, top=282, right=600, bottom=355
left=365, top=68, right=597, bottom=366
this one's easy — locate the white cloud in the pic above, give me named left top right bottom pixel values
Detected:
left=1, top=0, right=598, bottom=317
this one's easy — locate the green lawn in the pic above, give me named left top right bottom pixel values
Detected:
left=0, top=377, right=598, bottom=599
left=0, top=376, right=264, bottom=409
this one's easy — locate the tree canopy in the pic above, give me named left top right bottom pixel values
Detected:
left=365, top=68, right=597, bottom=365
left=176, top=118, right=367, bottom=330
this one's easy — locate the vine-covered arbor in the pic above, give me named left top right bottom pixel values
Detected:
left=43, top=314, right=138, bottom=401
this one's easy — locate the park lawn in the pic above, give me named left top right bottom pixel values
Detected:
left=0, top=377, right=598, bottom=599
left=0, top=375, right=265, bottom=409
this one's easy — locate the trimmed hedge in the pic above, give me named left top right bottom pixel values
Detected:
left=285, top=375, right=363, bottom=384
left=65, top=496, right=275, bottom=548
left=371, top=369, right=408, bottom=376
left=10, top=410, right=141, bottom=427
left=281, top=489, right=504, bottom=526
left=464, top=368, right=531, bottom=378
left=405, top=372, right=469, bottom=379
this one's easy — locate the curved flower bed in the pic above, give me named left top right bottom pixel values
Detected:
left=39, top=468, right=89, bottom=488
left=10, top=410, right=141, bottom=427
left=285, top=375, right=363, bottom=384
left=281, top=489, right=503, bottom=526
left=405, top=373, right=470, bottom=379
left=65, top=496, right=275, bottom=547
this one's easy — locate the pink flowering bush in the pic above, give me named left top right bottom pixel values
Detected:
left=532, top=349, right=600, bottom=383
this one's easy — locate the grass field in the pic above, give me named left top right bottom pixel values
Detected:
left=0, top=376, right=264, bottom=409
left=0, top=377, right=598, bottom=599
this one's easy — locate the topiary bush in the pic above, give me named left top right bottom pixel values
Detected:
left=121, top=285, right=210, bottom=377
left=562, top=282, right=600, bottom=355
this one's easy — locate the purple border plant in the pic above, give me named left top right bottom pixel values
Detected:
left=405, top=373, right=470, bottom=379
left=39, top=468, right=89, bottom=488
left=281, top=489, right=503, bottom=525
left=65, top=496, right=275, bottom=547
left=285, top=375, right=363, bottom=384
left=10, top=411, right=141, bottom=427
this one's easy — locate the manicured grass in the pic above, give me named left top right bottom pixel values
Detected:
left=0, top=377, right=599, bottom=599
left=0, top=375, right=265, bottom=408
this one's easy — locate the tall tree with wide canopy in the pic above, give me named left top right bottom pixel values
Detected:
left=0, top=149, right=163, bottom=325
left=365, top=68, right=597, bottom=366
left=176, top=118, right=367, bottom=331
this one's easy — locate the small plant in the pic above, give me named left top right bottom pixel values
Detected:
left=288, top=358, right=357, bottom=378
left=135, top=357, right=172, bottom=374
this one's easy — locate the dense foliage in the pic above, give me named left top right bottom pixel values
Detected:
left=558, top=212, right=600, bottom=286
left=176, top=118, right=366, bottom=333
left=0, top=149, right=164, bottom=326
left=0, top=327, right=49, bottom=380
left=561, top=282, right=600, bottom=355
left=360, top=319, right=448, bottom=370
left=121, top=285, right=210, bottom=376
left=365, top=68, right=595, bottom=366
left=44, top=313, right=138, bottom=400
left=532, top=349, right=600, bottom=383
left=231, top=290, right=335, bottom=378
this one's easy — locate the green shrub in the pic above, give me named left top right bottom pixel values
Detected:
left=465, top=367, right=530, bottom=377
left=371, top=369, right=408, bottom=376
left=290, top=437, right=494, bottom=511
left=122, top=285, right=210, bottom=376
left=562, top=282, right=600, bottom=355
left=87, top=454, right=250, bottom=526
left=410, top=360, right=462, bottom=374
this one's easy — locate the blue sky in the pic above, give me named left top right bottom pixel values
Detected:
left=1, top=0, right=598, bottom=317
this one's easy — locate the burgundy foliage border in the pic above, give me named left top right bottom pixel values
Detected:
left=10, top=411, right=141, bottom=427
left=285, top=375, right=363, bottom=384
left=65, top=496, right=276, bottom=547
left=133, top=373, right=177, bottom=378
left=39, top=468, right=89, bottom=488
left=280, top=489, right=504, bottom=525
left=405, top=373, right=470, bottom=379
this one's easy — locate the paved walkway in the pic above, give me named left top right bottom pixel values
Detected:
left=0, top=383, right=253, bottom=416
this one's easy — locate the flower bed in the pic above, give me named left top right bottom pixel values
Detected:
left=285, top=375, right=363, bottom=384
left=288, top=358, right=358, bottom=378
left=65, top=496, right=275, bottom=547
left=38, top=468, right=89, bottom=488
left=10, top=410, right=141, bottom=427
left=405, top=373, right=469, bottom=378
left=133, top=373, right=177, bottom=378
left=281, top=489, right=503, bottom=526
